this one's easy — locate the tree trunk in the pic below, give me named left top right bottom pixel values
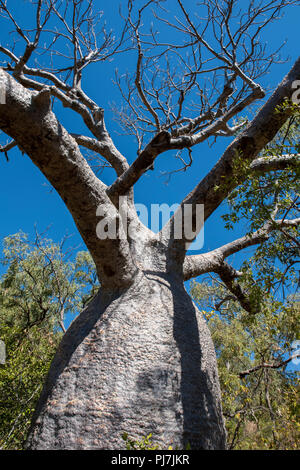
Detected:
left=26, top=271, right=226, bottom=450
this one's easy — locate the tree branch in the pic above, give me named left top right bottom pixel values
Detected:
left=214, top=261, right=258, bottom=315
left=0, top=68, right=137, bottom=288
left=162, top=56, right=300, bottom=261
left=249, top=153, right=300, bottom=173
left=183, top=217, right=300, bottom=281
left=71, top=133, right=129, bottom=176
left=107, top=130, right=171, bottom=197
left=0, top=1, right=130, bottom=177
left=239, top=354, right=300, bottom=379
left=0, top=139, right=17, bottom=161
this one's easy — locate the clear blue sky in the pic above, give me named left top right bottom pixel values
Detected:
left=0, top=1, right=299, bottom=269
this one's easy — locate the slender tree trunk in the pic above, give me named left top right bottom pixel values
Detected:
left=26, top=271, right=226, bottom=450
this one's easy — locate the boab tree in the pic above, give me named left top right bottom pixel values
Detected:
left=0, top=0, right=299, bottom=450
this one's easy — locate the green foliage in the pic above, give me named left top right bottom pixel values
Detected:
left=0, top=231, right=98, bottom=449
left=122, top=432, right=160, bottom=450
left=222, top=115, right=300, bottom=303
left=0, top=231, right=98, bottom=330
left=190, top=280, right=300, bottom=450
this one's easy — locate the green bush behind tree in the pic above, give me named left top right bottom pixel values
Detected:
left=0, top=232, right=98, bottom=449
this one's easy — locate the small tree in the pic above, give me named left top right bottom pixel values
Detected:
left=0, top=231, right=97, bottom=449
left=0, top=0, right=299, bottom=449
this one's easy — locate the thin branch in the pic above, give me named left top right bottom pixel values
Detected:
left=0, top=139, right=17, bottom=161
left=239, top=354, right=300, bottom=379
left=71, top=133, right=129, bottom=176
left=161, top=56, right=300, bottom=255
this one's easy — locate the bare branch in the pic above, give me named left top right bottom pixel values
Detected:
left=183, top=217, right=300, bottom=281
left=249, top=153, right=300, bottom=173
left=0, top=0, right=131, bottom=175
left=107, top=130, right=171, bottom=197
left=128, top=0, right=161, bottom=130
left=71, top=133, right=129, bottom=176
left=161, top=56, right=300, bottom=259
left=239, top=354, right=300, bottom=379
left=0, top=139, right=17, bottom=161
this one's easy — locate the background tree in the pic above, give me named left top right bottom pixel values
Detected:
left=0, top=0, right=299, bottom=449
left=191, top=282, right=299, bottom=450
left=0, top=231, right=97, bottom=449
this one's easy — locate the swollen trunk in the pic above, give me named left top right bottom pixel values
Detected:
left=26, top=272, right=226, bottom=449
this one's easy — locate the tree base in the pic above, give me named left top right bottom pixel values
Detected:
left=26, top=272, right=226, bottom=450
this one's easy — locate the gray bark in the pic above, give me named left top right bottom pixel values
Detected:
left=26, top=272, right=226, bottom=450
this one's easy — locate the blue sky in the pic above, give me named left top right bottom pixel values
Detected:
left=0, top=1, right=299, bottom=273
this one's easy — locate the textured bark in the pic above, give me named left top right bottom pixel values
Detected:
left=0, top=69, right=137, bottom=288
left=26, top=272, right=226, bottom=450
